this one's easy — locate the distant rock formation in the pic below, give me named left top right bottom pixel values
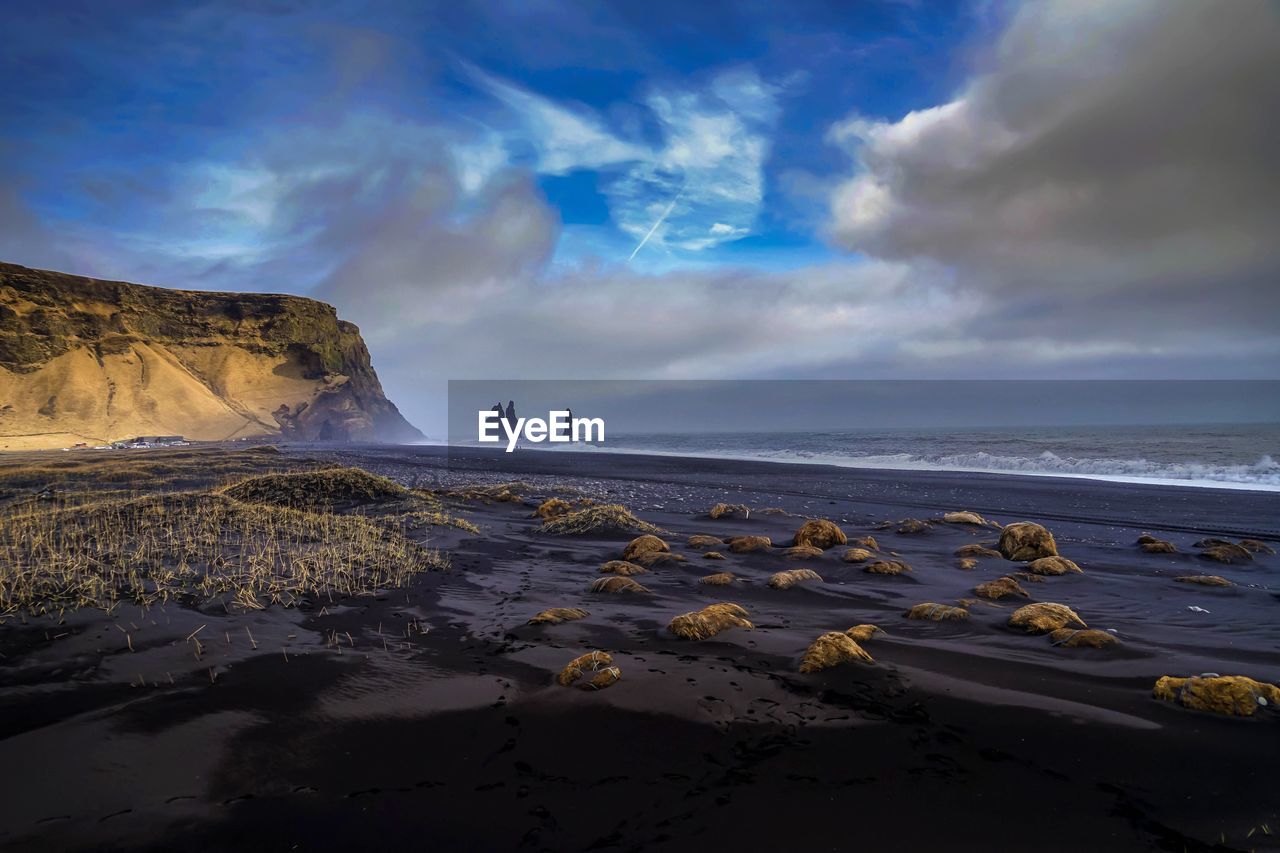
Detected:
left=0, top=262, right=421, bottom=449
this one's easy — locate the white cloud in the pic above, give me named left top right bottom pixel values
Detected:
left=468, top=65, right=778, bottom=257
left=827, top=0, right=1280, bottom=338
left=467, top=65, right=647, bottom=174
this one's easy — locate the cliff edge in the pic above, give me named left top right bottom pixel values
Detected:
left=0, top=262, right=422, bottom=449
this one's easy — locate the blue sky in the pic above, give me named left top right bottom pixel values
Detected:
left=3, top=0, right=979, bottom=276
left=3, top=1, right=1278, bottom=433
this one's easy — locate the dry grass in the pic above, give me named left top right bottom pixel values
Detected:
left=668, top=602, right=752, bottom=640
left=588, top=576, right=649, bottom=594
left=905, top=603, right=969, bottom=621
left=1049, top=628, right=1117, bottom=648
left=1174, top=574, right=1233, bottom=587
left=957, top=558, right=978, bottom=571
left=799, top=631, right=873, bottom=672
left=0, top=491, right=446, bottom=616
left=699, top=572, right=735, bottom=585
left=557, top=651, right=620, bottom=689
left=447, top=481, right=534, bottom=503
left=792, top=519, right=847, bottom=549
left=998, top=522, right=1058, bottom=561
left=600, top=560, right=648, bottom=576
left=687, top=534, right=725, bottom=549
left=703, top=551, right=725, bottom=561
left=1240, top=539, right=1275, bottom=555
left=708, top=503, right=750, bottom=519
left=784, top=544, right=824, bottom=560
left=768, top=568, right=822, bottom=589
left=541, top=504, right=665, bottom=536
left=528, top=607, right=589, bottom=625
left=1140, top=540, right=1177, bottom=553
left=1153, top=675, right=1280, bottom=716
left=842, top=548, right=875, bottom=563
left=222, top=466, right=408, bottom=509
left=393, top=507, right=480, bottom=534
left=845, top=624, right=882, bottom=642
left=1008, top=602, right=1086, bottom=634
left=851, top=536, right=879, bottom=551
left=0, top=446, right=289, bottom=497
left=974, top=576, right=1029, bottom=600
left=533, top=497, right=573, bottom=519
left=727, top=535, right=771, bottom=553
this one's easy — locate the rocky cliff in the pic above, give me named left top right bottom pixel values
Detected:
left=0, top=263, right=422, bottom=449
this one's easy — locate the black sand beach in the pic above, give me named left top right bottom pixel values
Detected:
left=2, top=445, right=1278, bottom=852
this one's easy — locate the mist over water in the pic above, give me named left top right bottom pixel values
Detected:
left=594, top=424, right=1280, bottom=491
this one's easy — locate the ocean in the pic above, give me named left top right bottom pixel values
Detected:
left=588, top=423, right=1280, bottom=491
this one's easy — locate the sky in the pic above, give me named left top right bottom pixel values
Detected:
left=3, top=0, right=1278, bottom=434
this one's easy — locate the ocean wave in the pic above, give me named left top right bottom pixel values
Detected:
left=599, top=444, right=1280, bottom=491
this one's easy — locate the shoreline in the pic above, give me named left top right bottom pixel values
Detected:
left=445, top=438, right=1280, bottom=493
left=2, top=444, right=1277, bottom=851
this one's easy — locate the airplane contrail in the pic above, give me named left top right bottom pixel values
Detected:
left=628, top=188, right=682, bottom=261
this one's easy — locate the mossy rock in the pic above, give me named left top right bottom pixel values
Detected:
left=768, top=568, right=823, bottom=589
left=792, top=519, right=847, bottom=549
left=1009, top=602, right=1085, bottom=634
left=1025, top=556, right=1083, bottom=576
left=727, top=535, right=772, bottom=553
left=998, top=522, right=1058, bottom=561
left=905, top=603, right=969, bottom=621
left=1153, top=675, right=1280, bottom=716
left=1049, top=628, right=1117, bottom=648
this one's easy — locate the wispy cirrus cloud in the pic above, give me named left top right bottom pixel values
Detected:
left=468, top=64, right=780, bottom=258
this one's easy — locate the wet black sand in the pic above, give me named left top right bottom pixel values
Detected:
left=2, top=445, right=1278, bottom=852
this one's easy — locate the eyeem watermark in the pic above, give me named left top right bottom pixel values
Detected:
left=478, top=410, right=604, bottom=452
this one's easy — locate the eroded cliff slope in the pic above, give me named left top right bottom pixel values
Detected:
left=0, top=263, right=422, bottom=449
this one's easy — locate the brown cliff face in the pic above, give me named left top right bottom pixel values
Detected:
left=0, top=262, right=422, bottom=449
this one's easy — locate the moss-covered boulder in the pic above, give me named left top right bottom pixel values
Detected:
left=864, top=560, right=911, bottom=576
left=905, top=603, right=969, bottom=621
left=1173, top=574, right=1233, bottom=587
left=1153, top=675, right=1280, bottom=716
left=600, top=560, right=648, bottom=576
left=998, top=522, right=1058, bottom=561
left=727, top=535, right=772, bottom=553
left=956, top=544, right=1001, bottom=558
left=974, top=576, right=1029, bottom=600
left=768, top=568, right=823, bottom=589
left=1009, top=602, right=1086, bottom=634
left=1049, top=628, right=1116, bottom=648
left=1026, top=556, right=1083, bottom=576
left=792, top=519, right=847, bottom=549
left=588, top=576, right=650, bottom=594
